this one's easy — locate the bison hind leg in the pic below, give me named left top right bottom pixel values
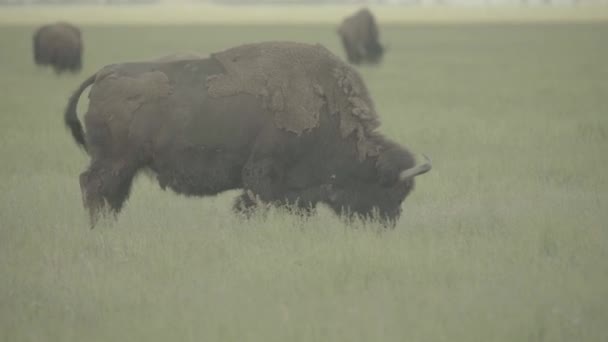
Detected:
left=79, top=158, right=140, bottom=227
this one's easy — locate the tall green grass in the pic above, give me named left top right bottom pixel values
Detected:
left=1, top=18, right=607, bottom=341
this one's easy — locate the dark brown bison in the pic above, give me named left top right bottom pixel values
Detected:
left=337, top=8, right=384, bottom=65
left=64, top=42, right=430, bottom=227
left=33, top=22, right=82, bottom=73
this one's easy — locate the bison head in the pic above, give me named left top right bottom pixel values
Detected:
left=320, top=142, right=431, bottom=226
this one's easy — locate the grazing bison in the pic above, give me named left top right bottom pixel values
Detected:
left=64, top=42, right=430, bottom=227
left=33, top=22, right=82, bottom=73
left=337, top=8, right=384, bottom=65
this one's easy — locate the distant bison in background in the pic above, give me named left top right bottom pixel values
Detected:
left=33, top=22, right=82, bottom=73
left=338, top=8, right=384, bottom=65
left=64, top=41, right=430, bottom=227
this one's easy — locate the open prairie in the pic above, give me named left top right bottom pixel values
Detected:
left=1, top=7, right=607, bottom=341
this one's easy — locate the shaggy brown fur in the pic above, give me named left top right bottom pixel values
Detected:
left=208, top=42, right=380, bottom=160
left=337, top=8, right=384, bottom=65
left=33, top=22, right=82, bottom=73
left=64, top=42, right=430, bottom=228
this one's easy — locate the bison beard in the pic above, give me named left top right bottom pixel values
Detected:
left=64, top=42, right=430, bottom=228
left=33, top=22, right=83, bottom=74
left=337, top=8, right=384, bottom=65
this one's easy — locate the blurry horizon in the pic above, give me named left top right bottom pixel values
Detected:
left=2, top=0, right=608, bottom=7
left=1, top=1, right=608, bottom=26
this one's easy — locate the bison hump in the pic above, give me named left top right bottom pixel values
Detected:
left=206, top=41, right=381, bottom=160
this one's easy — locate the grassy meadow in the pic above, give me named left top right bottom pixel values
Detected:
left=1, top=7, right=608, bottom=341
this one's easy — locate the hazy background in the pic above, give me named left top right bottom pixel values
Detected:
left=1, top=1, right=607, bottom=342
left=2, top=0, right=608, bottom=7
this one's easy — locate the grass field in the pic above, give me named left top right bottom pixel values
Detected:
left=1, top=7, right=608, bottom=341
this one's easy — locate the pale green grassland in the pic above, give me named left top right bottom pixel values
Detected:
left=1, top=7, right=608, bottom=341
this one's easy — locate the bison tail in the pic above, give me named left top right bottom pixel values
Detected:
left=64, top=73, right=95, bottom=150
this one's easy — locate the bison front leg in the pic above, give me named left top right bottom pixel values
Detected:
left=232, top=190, right=263, bottom=217
left=233, top=159, right=288, bottom=218
left=237, top=128, right=296, bottom=214
left=238, top=158, right=329, bottom=216
left=237, top=126, right=327, bottom=216
left=233, top=186, right=325, bottom=217
left=238, top=125, right=288, bottom=206
left=241, top=157, right=284, bottom=205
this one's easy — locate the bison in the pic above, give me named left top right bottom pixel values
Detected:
left=33, top=22, right=83, bottom=73
left=337, top=8, right=384, bottom=65
left=64, top=42, right=430, bottom=227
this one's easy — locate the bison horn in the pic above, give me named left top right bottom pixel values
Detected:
left=399, top=154, right=432, bottom=182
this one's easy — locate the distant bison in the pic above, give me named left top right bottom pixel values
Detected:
left=33, top=22, right=82, bottom=73
left=64, top=42, right=430, bottom=227
left=337, top=8, right=384, bottom=65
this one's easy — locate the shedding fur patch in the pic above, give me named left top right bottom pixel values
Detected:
left=89, top=69, right=171, bottom=122
left=206, top=41, right=381, bottom=160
